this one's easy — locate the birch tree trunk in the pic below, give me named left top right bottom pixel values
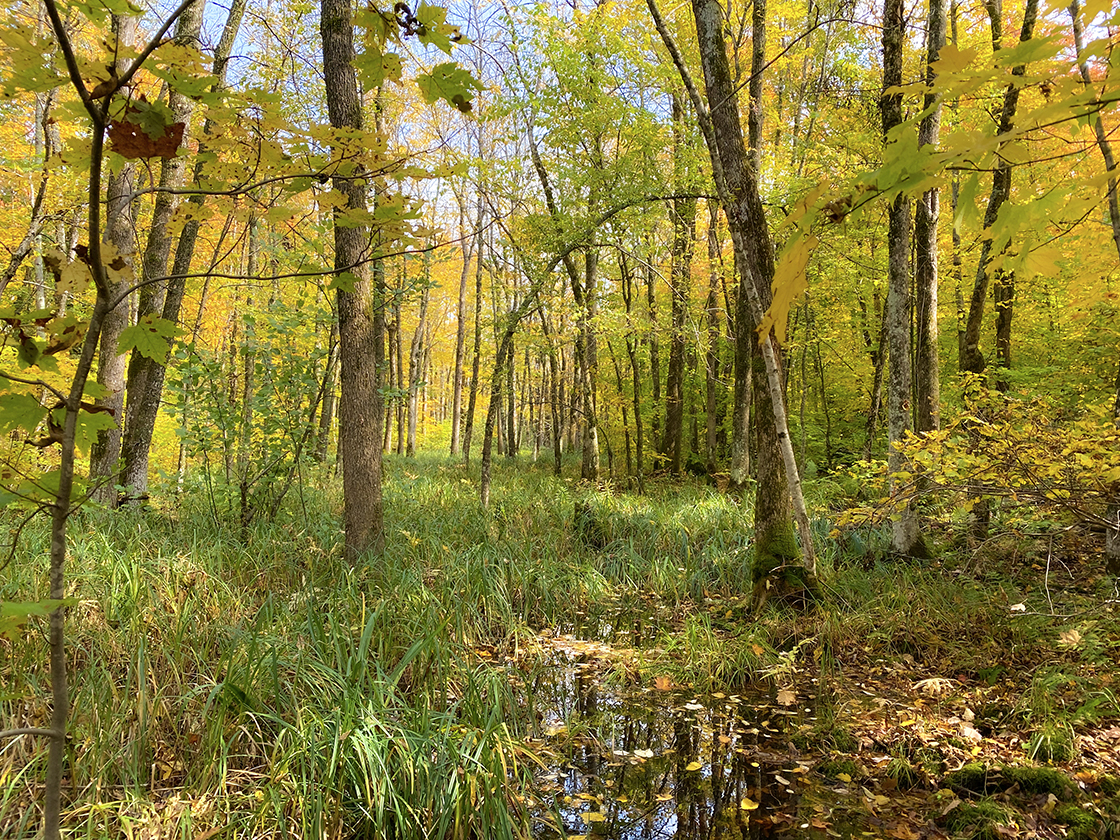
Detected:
left=960, top=0, right=1039, bottom=376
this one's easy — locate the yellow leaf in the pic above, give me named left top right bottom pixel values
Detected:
left=740, top=797, right=759, bottom=810
left=762, top=235, right=818, bottom=344
left=931, top=44, right=978, bottom=74
left=837, top=772, right=852, bottom=782
left=582, top=811, right=606, bottom=823
left=686, top=761, right=703, bottom=771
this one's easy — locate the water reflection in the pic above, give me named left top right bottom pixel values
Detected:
left=528, top=629, right=823, bottom=839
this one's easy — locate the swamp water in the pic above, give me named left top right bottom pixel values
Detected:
left=515, top=612, right=864, bottom=840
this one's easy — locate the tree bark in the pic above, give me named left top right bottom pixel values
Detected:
left=960, top=0, right=1039, bottom=376
left=89, top=13, right=139, bottom=508
left=118, top=0, right=244, bottom=499
left=407, top=255, right=431, bottom=457
left=883, top=0, right=928, bottom=556
left=1069, top=0, right=1120, bottom=572
left=656, top=0, right=818, bottom=591
left=661, top=94, right=698, bottom=474
left=914, top=0, right=946, bottom=431
left=321, top=0, right=383, bottom=559
left=704, top=201, right=723, bottom=472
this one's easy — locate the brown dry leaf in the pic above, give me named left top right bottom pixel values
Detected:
left=776, top=689, right=797, bottom=706
left=108, top=115, right=185, bottom=159
left=888, top=823, right=921, bottom=840
left=653, top=675, right=673, bottom=691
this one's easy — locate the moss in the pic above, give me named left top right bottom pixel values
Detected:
left=1054, top=805, right=1097, bottom=840
left=945, top=763, right=993, bottom=796
left=944, top=763, right=1073, bottom=800
left=817, top=757, right=861, bottom=781
left=1097, top=774, right=1120, bottom=796
left=1003, top=765, right=1073, bottom=798
left=942, top=800, right=1013, bottom=840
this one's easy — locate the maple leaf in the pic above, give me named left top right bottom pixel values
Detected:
left=652, top=675, right=673, bottom=691
left=1058, top=628, right=1082, bottom=648
left=776, top=689, right=797, bottom=706
left=108, top=105, right=185, bottom=160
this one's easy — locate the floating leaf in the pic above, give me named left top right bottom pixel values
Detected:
left=740, top=797, right=759, bottom=811
left=685, top=760, right=703, bottom=771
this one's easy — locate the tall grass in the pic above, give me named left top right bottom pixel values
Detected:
left=2, top=450, right=1112, bottom=836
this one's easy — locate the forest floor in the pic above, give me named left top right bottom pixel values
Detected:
left=1, top=453, right=1118, bottom=839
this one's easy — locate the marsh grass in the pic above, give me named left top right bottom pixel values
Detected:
left=1, top=450, right=1116, bottom=836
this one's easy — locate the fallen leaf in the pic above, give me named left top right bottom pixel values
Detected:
left=581, top=811, right=606, bottom=823
left=1058, top=628, right=1082, bottom=647
left=653, top=675, right=673, bottom=691
left=776, top=689, right=797, bottom=706
left=633, top=748, right=655, bottom=759
left=685, top=760, right=703, bottom=771
left=740, top=797, right=759, bottom=810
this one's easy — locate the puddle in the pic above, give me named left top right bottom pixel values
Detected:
left=521, top=625, right=865, bottom=839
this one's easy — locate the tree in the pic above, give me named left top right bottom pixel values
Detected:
left=320, top=0, right=384, bottom=559
left=650, top=0, right=819, bottom=597
left=914, top=0, right=947, bottom=433
left=959, top=0, right=1040, bottom=379
left=882, top=0, right=927, bottom=556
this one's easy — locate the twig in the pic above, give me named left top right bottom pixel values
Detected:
left=0, top=727, right=61, bottom=740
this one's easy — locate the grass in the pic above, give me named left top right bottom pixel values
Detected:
left=1, top=449, right=1117, bottom=836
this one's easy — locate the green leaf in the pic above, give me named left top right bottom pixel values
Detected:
left=0, top=599, right=79, bottom=641
left=415, top=62, right=483, bottom=113
left=0, top=393, right=48, bottom=436
left=74, top=407, right=117, bottom=455
left=118, top=315, right=181, bottom=364
left=415, top=2, right=462, bottom=55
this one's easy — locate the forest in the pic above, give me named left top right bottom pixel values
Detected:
left=0, top=0, right=1119, bottom=836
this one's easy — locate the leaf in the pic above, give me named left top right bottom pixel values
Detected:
left=633, top=748, right=655, bottom=759
left=931, top=44, right=978, bottom=74
left=118, top=315, right=181, bottom=364
left=0, top=599, right=78, bottom=641
left=0, top=393, right=48, bottom=435
left=762, top=235, right=818, bottom=344
left=653, top=675, right=673, bottom=691
left=415, top=62, right=483, bottom=113
left=581, top=811, right=606, bottom=823
left=1058, top=628, right=1082, bottom=647
left=685, top=760, right=703, bottom=771
left=776, top=689, right=797, bottom=706
left=740, top=797, right=759, bottom=810
left=415, top=2, right=461, bottom=54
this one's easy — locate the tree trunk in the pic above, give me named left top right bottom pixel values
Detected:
left=407, top=256, right=431, bottom=457
left=89, top=13, right=139, bottom=508
left=705, top=201, right=723, bottom=472
left=1068, top=0, right=1120, bottom=572
left=321, top=0, right=383, bottom=559
left=914, top=0, right=946, bottom=431
left=661, top=94, right=698, bottom=473
left=118, top=0, right=244, bottom=499
left=883, top=0, right=927, bottom=556
left=463, top=218, right=484, bottom=462
left=655, top=0, right=818, bottom=594
left=450, top=196, right=475, bottom=456
left=960, top=0, right=1039, bottom=376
